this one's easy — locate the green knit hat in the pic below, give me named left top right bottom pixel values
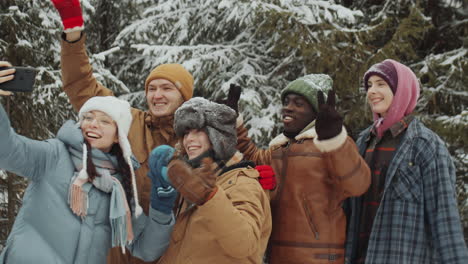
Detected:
left=281, top=74, right=333, bottom=111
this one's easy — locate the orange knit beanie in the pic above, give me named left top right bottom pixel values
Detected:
left=144, top=64, right=194, bottom=101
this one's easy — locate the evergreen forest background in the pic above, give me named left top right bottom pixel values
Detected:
left=0, top=0, right=467, bottom=248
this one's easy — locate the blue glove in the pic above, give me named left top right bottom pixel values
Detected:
left=148, top=145, right=178, bottom=214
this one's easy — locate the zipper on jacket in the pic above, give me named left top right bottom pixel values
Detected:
left=302, top=195, right=320, bottom=240
left=271, top=141, right=291, bottom=222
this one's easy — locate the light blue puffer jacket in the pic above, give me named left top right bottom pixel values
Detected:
left=0, top=104, right=174, bottom=264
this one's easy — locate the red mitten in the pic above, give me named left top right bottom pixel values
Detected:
left=255, top=165, right=276, bottom=190
left=51, top=0, right=84, bottom=32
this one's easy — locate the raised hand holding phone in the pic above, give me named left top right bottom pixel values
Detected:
left=0, top=61, right=37, bottom=93
left=0, top=61, right=14, bottom=96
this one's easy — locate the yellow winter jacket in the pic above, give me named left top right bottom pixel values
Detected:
left=157, top=152, right=272, bottom=264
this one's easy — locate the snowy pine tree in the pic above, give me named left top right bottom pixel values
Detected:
left=107, top=0, right=366, bottom=145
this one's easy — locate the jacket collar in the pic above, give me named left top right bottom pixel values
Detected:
left=224, top=151, right=244, bottom=167
left=269, top=123, right=317, bottom=149
left=181, top=150, right=245, bottom=174
left=370, top=115, right=414, bottom=139
left=219, top=151, right=255, bottom=175
left=144, top=112, right=174, bottom=129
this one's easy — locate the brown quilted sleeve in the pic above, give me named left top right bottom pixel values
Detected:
left=322, top=136, right=371, bottom=198
left=236, top=123, right=272, bottom=166
left=60, top=34, right=114, bottom=112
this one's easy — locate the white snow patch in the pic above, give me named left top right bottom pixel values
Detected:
left=92, top=47, right=121, bottom=61
left=0, top=170, right=6, bottom=180
left=16, top=39, right=32, bottom=48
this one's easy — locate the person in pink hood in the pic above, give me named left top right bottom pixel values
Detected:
left=344, top=59, right=468, bottom=264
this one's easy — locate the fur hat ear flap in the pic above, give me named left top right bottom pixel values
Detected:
left=205, top=125, right=237, bottom=161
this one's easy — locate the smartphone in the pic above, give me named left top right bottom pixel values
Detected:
left=0, top=66, right=38, bottom=92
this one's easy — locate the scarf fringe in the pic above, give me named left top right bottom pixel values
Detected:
left=111, top=178, right=135, bottom=252
left=110, top=208, right=135, bottom=254
left=68, top=183, right=88, bottom=219
left=111, top=216, right=128, bottom=253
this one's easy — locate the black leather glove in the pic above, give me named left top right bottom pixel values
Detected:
left=315, top=90, right=343, bottom=140
left=225, top=83, right=241, bottom=113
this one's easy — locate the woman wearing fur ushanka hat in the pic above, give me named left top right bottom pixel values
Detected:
left=0, top=66, right=175, bottom=264
left=148, top=97, right=272, bottom=263
left=345, top=59, right=468, bottom=264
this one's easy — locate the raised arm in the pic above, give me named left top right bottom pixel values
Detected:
left=315, top=134, right=371, bottom=197
left=313, top=90, right=371, bottom=197
left=52, top=0, right=114, bottom=112
left=61, top=33, right=114, bottom=111
left=0, top=103, right=59, bottom=182
left=220, top=84, right=273, bottom=165
left=236, top=122, right=273, bottom=165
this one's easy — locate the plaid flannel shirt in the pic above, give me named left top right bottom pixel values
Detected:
left=345, top=118, right=468, bottom=264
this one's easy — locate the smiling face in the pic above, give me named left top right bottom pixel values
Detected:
left=367, top=75, right=394, bottom=117
left=80, top=110, right=118, bottom=152
left=146, top=79, right=184, bottom=117
left=183, top=129, right=212, bottom=160
left=282, top=93, right=316, bottom=135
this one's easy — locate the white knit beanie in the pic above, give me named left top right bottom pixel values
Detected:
left=78, top=96, right=142, bottom=216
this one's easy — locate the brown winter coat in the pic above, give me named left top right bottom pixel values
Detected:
left=237, top=124, right=370, bottom=264
left=157, top=152, right=272, bottom=264
left=61, top=35, right=178, bottom=264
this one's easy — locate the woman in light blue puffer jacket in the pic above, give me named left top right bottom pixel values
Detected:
left=0, top=62, right=175, bottom=264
